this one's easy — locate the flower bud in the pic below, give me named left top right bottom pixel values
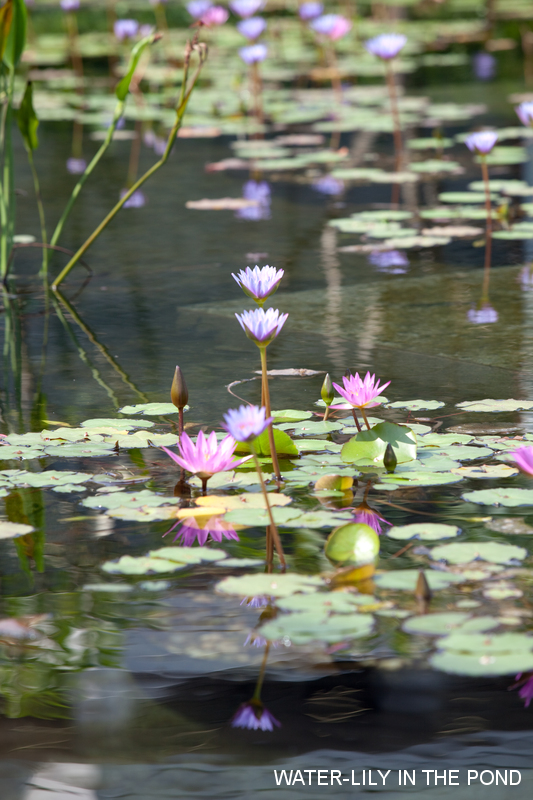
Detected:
left=171, top=366, right=188, bottom=410
left=321, top=373, right=334, bottom=406
left=383, top=442, right=397, bottom=473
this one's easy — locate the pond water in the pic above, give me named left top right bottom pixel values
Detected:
left=5, top=17, right=533, bottom=798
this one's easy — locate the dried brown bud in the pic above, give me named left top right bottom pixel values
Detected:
left=171, top=366, right=188, bottom=410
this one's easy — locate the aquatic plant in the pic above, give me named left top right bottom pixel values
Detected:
left=231, top=699, right=280, bottom=730
left=114, top=20, right=139, bottom=42
left=231, top=266, right=284, bottom=306
left=161, top=430, right=250, bottom=493
left=200, top=6, right=229, bottom=27
left=167, top=516, right=239, bottom=546
left=321, top=373, right=334, bottom=421
left=229, top=0, right=265, bottom=19
left=332, top=372, right=390, bottom=430
left=465, top=130, right=498, bottom=305
left=299, top=2, right=323, bottom=21
left=187, top=0, right=212, bottom=19
left=237, top=16, right=267, bottom=40
left=513, top=446, right=533, bottom=477
left=515, top=101, right=533, bottom=127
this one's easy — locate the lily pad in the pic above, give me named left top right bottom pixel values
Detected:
left=386, top=400, right=445, bottom=411
left=438, top=192, right=498, bottom=204
left=451, top=464, right=518, bottom=479
left=374, top=570, right=464, bottom=591
left=259, top=610, right=374, bottom=645
left=118, top=403, right=183, bottom=415
left=431, top=632, right=533, bottom=676
left=430, top=541, right=527, bottom=564
left=0, top=521, right=34, bottom=539
left=463, top=488, right=533, bottom=507
left=325, top=523, right=380, bottom=566
left=82, top=490, right=180, bottom=510
left=403, top=612, right=470, bottom=635
left=81, top=418, right=154, bottom=429
left=387, top=523, right=460, bottom=541
left=223, top=506, right=302, bottom=527
left=272, top=409, right=313, bottom=423
left=377, top=472, right=463, bottom=487
left=234, top=427, right=298, bottom=457
left=276, top=420, right=343, bottom=435
left=341, top=422, right=417, bottom=467
left=216, top=573, right=325, bottom=598
left=456, top=399, right=533, bottom=413
left=277, top=591, right=377, bottom=613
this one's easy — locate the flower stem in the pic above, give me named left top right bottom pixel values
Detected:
left=252, top=641, right=271, bottom=701
left=386, top=61, right=403, bottom=173
left=352, top=408, right=362, bottom=432
left=323, top=405, right=330, bottom=422
left=259, top=346, right=282, bottom=482
left=251, top=448, right=286, bottom=569
left=201, top=477, right=208, bottom=495
left=480, top=156, right=493, bottom=300
left=27, top=150, right=48, bottom=278
left=360, top=407, right=371, bottom=430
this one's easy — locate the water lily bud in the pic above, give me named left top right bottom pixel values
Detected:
left=171, top=366, right=188, bottom=410
left=383, top=442, right=397, bottom=473
left=321, top=373, right=334, bottom=406
left=415, top=570, right=432, bottom=604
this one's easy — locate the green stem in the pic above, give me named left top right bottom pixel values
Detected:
left=252, top=641, right=271, bottom=701
left=259, top=345, right=281, bottom=482
left=49, top=99, right=125, bottom=253
left=1, top=68, right=15, bottom=279
left=52, top=43, right=206, bottom=291
left=251, top=448, right=285, bottom=568
left=27, top=150, right=48, bottom=278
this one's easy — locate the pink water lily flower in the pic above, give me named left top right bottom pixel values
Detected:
left=353, top=503, right=391, bottom=535
left=200, top=5, right=229, bottom=26
left=513, top=446, right=533, bottom=477
left=232, top=265, right=284, bottom=305
left=161, top=431, right=251, bottom=481
left=310, top=13, right=351, bottom=41
left=332, top=372, right=390, bottom=409
left=231, top=700, right=281, bottom=730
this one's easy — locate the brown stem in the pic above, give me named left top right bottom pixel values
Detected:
left=386, top=61, right=402, bottom=173
left=178, top=407, right=184, bottom=437
left=323, top=404, right=330, bottom=421
left=360, top=407, right=371, bottom=430
left=480, top=156, right=493, bottom=299
left=201, top=477, right=208, bottom=495
left=251, top=62, right=264, bottom=126
left=252, top=641, right=271, bottom=700
left=252, top=451, right=286, bottom=569
left=265, top=525, right=273, bottom=572
left=352, top=408, right=362, bottom=432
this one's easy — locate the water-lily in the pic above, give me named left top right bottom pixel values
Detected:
left=230, top=0, right=265, bottom=19
left=231, top=700, right=280, bottom=730
left=114, top=19, right=139, bottom=41
left=237, top=16, right=267, bottom=40
left=235, top=180, right=271, bottom=220
left=510, top=673, right=533, bottom=707
left=200, top=6, right=229, bottom=26
left=60, top=0, right=80, bottom=11
left=235, top=307, right=288, bottom=345
left=310, top=13, right=351, bottom=40
left=512, top=446, right=533, bottom=477
left=467, top=302, right=498, bottom=324
left=187, top=0, right=212, bottom=19
left=333, top=372, right=390, bottom=430
left=464, top=130, right=498, bottom=155
left=368, top=249, right=409, bottom=274
left=239, top=43, right=268, bottom=64
left=365, top=33, right=407, bottom=60
left=232, top=266, right=284, bottom=306
left=299, top=1, right=323, bottom=21
left=161, top=430, right=250, bottom=492
left=516, top=101, right=533, bottom=127
left=66, top=157, right=87, bottom=175
left=165, top=515, right=239, bottom=546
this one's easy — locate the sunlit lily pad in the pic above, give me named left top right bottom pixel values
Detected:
left=403, top=612, right=470, bottom=635
left=374, top=570, right=464, bottom=591
left=259, top=610, right=374, bottom=645
left=451, top=464, right=518, bottom=479
left=431, top=632, right=533, bottom=676
left=102, top=546, right=226, bottom=575
left=81, top=418, right=154, bottom=429
left=438, top=192, right=498, bottom=204
left=82, top=490, right=179, bottom=510
left=486, top=517, right=533, bottom=535
left=234, top=427, right=298, bottom=457
left=457, top=399, right=533, bottom=413
left=0, top=470, right=93, bottom=488
left=387, top=523, right=460, bottom=541
left=386, top=400, right=445, bottom=411
left=0, top=521, right=34, bottom=539
left=463, top=488, right=533, bottom=507
left=216, top=573, right=325, bottom=598
left=277, top=591, right=377, bottom=613
left=223, top=506, right=302, bottom=527
left=430, top=541, right=527, bottom=564
left=341, top=422, right=416, bottom=467
left=277, top=420, right=342, bottom=435
left=272, top=409, right=313, bottom=423
left=118, top=403, right=183, bottom=415
left=377, top=472, right=463, bottom=487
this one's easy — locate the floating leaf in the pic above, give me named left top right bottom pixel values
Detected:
left=0, top=521, right=34, bottom=539
left=118, top=403, right=183, bottom=415
left=403, top=612, right=470, bottom=635
left=431, top=632, right=533, bottom=676
left=102, top=546, right=226, bottom=574
left=438, top=192, right=498, bottom=204
left=259, top=610, right=374, bottom=645
left=341, top=422, right=416, bottom=467
left=223, top=506, right=302, bottom=527
left=386, top=400, right=445, bottom=411
left=216, top=573, right=325, bottom=598
left=272, top=409, right=313, bottom=423
left=486, top=517, right=533, bottom=535
left=430, top=541, right=527, bottom=565
left=456, top=399, right=533, bottom=413
left=277, top=591, right=377, bottom=613
left=81, top=418, right=154, bottom=429
left=276, top=420, right=342, bottom=435
left=451, top=464, right=518, bottom=479
left=374, top=570, right=464, bottom=591
left=387, top=523, right=460, bottom=541
left=463, top=488, right=533, bottom=507
left=325, top=523, right=380, bottom=566
left=234, top=427, right=298, bottom=457
left=82, top=490, right=179, bottom=510
left=377, top=472, right=463, bottom=487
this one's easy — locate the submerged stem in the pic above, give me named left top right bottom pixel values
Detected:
left=252, top=641, right=271, bottom=701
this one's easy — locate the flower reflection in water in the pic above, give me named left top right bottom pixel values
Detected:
left=312, top=175, right=344, bottom=196
left=120, top=189, right=147, bottom=208
left=240, top=595, right=270, bottom=608
left=368, top=249, right=409, bottom=274
left=235, top=180, right=271, bottom=220
left=467, top=302, right=498, bottom=324
left=231, top=700, right=280, bottom=731
left=353, top=503, right=391, bottom=536
left=510, top=673, right=533, bottom=707
left=164, top=515, right=239, bottom=546
left=66, top=157, right=87, bottom=175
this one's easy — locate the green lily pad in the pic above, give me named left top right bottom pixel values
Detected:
left=419, top=432, right=474, bottom=446
left=259, top=610, right=374, bottom=645
left=377, top=472, right=463, bottom=487
left=410, top=160, right=462, bottom=173
left=44, top=443, right=117, bottom=457
left=325, top=523, right=380, bottom=566
left=477, top=146, right=528, bottom=165
left=451, top=464, right=518, bottom=479
left=438, top=192, right=498, bottom=204
left=118, top=403, right=185, bottom=415
left=403, top=612, right=470, bottom=635
left=387, top=523, right=460, bottom=541
left=276, top=420, right=343, bottom=435
left=223, top=506, right=302, bottom=527
left=431, top=632, right=533, bottom=676
left=277, top=591, right=377, bottom=613
left=51, top=483, right=87, bottom=494
left=234, top=427, right=298, bottom=457
left=102, top=546, right=226, bottom=574
left=0, top=521, right=34, bottom=539
left=81, top=418, right=154, bottom=429
left=1, top=470, right=93, bottom=488
left=216, top=573, right=325, bottom=598
left=408, top=137, right=453, bottom=149
left=272, top=409, right=313, bottom=423
left=431, top=541, right=527, bottom=564
left=493, top=230, right=533, bottom=240
left=341, top=422, right=416, bottom=467
left=295, top=439, right=343, bottom=453
left=374, top=570, right=464, bottom=591
left=457, top=399, right=533, bottom=413
left=463, top=488, right=533, bottom=507
left=386, top=400, right=445, bottom=411
left=82, top=490, right=179, bottom=510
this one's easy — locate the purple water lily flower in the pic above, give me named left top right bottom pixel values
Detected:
left=512, top=446, right=533, bottom=477
left=66, top=157, right=87, bottom=174
left=237, top=16, right=267, bottom=40
left=332, top=372, right=390, bottom=410
left=516, top=101, right=533, bottom=128
left=467, top=302, right=498, bottom=324
left=299, top=1, right=323, bottom=21
left=201, top=5, right=229, bottom=26
left=223, top=404, right=272, bottom=442
left=165, top=515, right=240, bottom=546
left=353, top=503, right=391, bottom=536
left=473, top=51, right=496, bottom=81
left=464, top=131, right=498, bottom=155
left=365, top=33, right=407, bottom=60
left=236, top=180, right=271, bottom=220
left=231, top=700, right=281, bottom=730
left=244, top=633, right=269, bottom=647
left=187, top=0, right=212, bottom=18
left=239, top=43, right=268, bottom=64
left=120, top=189, right=146, bottom=208
left=235, top=307, right=288, bottom=346
left=510, top=673, right=533, bottom=707
left=139, top=23, right=155, bottom=38
left=229, top=0, right=265, bottom=18
left=310, top=13, right=351, bottom=41
left=240, top=595, right=270, bottom=607
left=312, top=175, right=344, bottom=195
left=161, top=430, right=251, bottom=479
left=114, top=19, right=139, bottom=41
left=60, top=0, right=80, bottom=11
left=368, top=249, right=409, bottom=274
left=232, top=265, right=284, bottom=305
